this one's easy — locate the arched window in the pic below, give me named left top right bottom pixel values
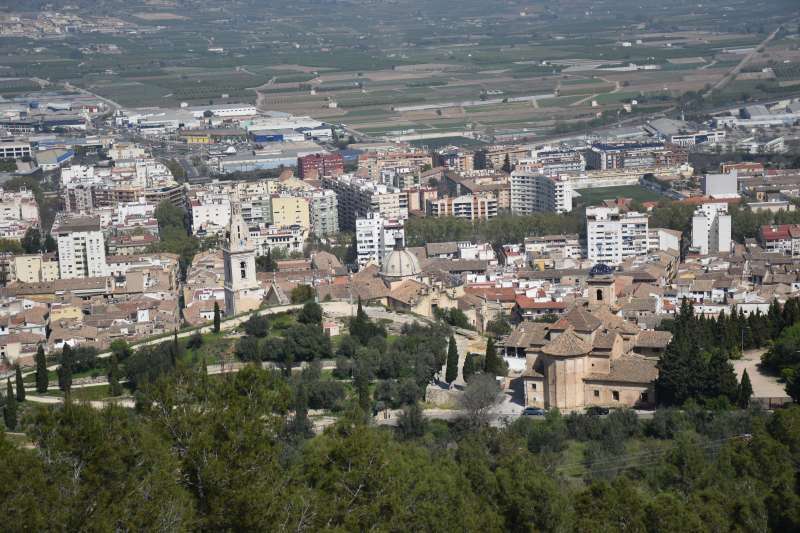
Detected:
left=596, top=288, right=603, bottom=301
left=240, top=260, right=247, bottom=279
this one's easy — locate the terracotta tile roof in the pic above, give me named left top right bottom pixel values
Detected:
left=592, top=331, right=618, bottom=350
left=562, top=306, right=602, bottom=332
left=505, top=322, right=550, bottom=349
left=515, top=295, right=567, bottom=310
left=464, top=286, right=517, bottom=302
left=541, top=329, right=592, bottom=357
left=388, top=279, right=427, bottom=305
left=635, top=330, right=673, bottom=349
left=585, top=356, right=658, bottom=383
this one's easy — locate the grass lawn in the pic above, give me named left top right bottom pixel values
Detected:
left=575, top=185, right=663, bottom=206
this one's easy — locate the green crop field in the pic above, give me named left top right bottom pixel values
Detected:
left=575, top=185, right=664, bottom=206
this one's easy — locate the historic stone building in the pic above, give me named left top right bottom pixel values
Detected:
left=223, top=205, right=264, bottom=316
left=505, top=304, right=671, bottom=410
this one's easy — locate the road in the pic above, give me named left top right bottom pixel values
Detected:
left=703, top=26, right=782, bottom=99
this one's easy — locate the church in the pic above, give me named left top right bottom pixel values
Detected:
left=223, top=205, right=264, bottom=316
left=504, top=265, right=673, bottom=410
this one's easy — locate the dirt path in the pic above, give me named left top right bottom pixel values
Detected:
left=733, top=349, right=787, bottom=398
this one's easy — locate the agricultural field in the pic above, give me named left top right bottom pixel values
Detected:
left=1, top=0, right=798, bottom=140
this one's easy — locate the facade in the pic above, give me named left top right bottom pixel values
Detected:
left=524, top=234, right=581, bottom=260
left=271, top=195, right=310, bottom=230
left=511, top=164, right=573, bottom=214
left=222, top=206, right=261, bottom=315
left=190, top=194, right=231, bottom=236
left=585, top=142, right=687, bottom=171
left=0, top=139, right=31, bottom=159
left=53, top=215, right=108, bottom=279
left=297, top=153, right=344, bottom=179
left=309, top=189, right=339, bottom=237
left=691, top=203, right=732, bottom=255
left=321, top=174, right=408, bottom=230
left=530, top=149, right=585, bottom=175
left=13, top=254, right=59, bottom=283
left=356, top=214, right=404, bottom=267
left=586, top=207, right=649, bottom=265
left=250, top=225, right=306, bottom=257
left=760, top=224, right=800, bottom=255
left=703, top=172, right=738, bottom=199
left=426, top=193, right=498, bottom=220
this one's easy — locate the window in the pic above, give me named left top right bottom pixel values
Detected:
left=532, top=383, right=537, bottom=390
left=596, top=288, right=603, bottom=301
left=594, top=390, right=600, bottom=398
left=640, top=391, right=649, bottom=402
left=240, top=260, right=247, bottom=279
left=612, top=390, right=619, bottom=401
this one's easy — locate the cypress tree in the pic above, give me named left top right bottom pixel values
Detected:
left=484, top=337, right=504, bottom=376
left=108, top=354, right=123, bottom=397
left=213, top=302, right=221, bottom=333
left=738, top=369, right=753, bottom=409
left=14, top=365, right=24, bottom=402
left=355, top=363, right=371, bottom=416
left=4, top=379, right=16, bottom=430
left=445, top=335, right=459, bottom=384
left=35, top=344, right=48, bottom=393
left=58, top=344, right=73, bottom=393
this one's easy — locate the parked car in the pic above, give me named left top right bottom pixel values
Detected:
left=521, top=407, right=546, bottom=417
left=585, top=406, right=610, bottom=416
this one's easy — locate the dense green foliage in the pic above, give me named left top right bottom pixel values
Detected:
left=290, top=284, right=315, bottom=304
left=35, top=344, right=48, bottom=393
left=656, top=300, right=754, bottom=406
left=405, top=213, right=583, bottom=247
left=445, top=334, right=459, bottom=383
left=6, top=364, right=800, bottom=531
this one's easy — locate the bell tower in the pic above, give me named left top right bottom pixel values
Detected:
left=223, top=203, right=259, bottom=316
left=588, top=263, right=616, bottom=308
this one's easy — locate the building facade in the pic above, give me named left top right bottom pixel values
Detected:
left=586, top=207, right=649, bottom=265
left=691, top=203, right=732, bottom=255
left=53, top=216, right=108, bottom=279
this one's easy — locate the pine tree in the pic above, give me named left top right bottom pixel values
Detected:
left=14, top=365, right=24, bottom=402
left=108, top=354, right=123, bottom=397
left=4, top=379, right=16, bottom=430
left=35, top=344, right=48, bottom=393
left=738, top=369, right=753, bottom=408
left=213, top=302, right=221, bottom=333
left=445, top=335, right=459, bottom=384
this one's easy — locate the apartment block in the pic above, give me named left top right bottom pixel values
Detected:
left=321, top=174, right=408, bottom=231
left=426, top=193, right=498, bottom=220
left=511, top=165, right=572, bottom=214
left=356, top=214, right=404, bottom=267
left=691, top=203, right=732, bottom=255
left=586, top=207, right=649, bottom=265
left=53, top=215, right=108, bottom=279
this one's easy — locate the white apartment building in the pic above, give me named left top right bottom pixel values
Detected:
left=426, top=193, right=498, bottom=220
left=309, top=189, right=339, bottom=237
left=511, top=164, right=572, bottom=214
left=586, top=207, right=649, bottom=265
left=190, top=194, right=232, bottom=236
left=692, top=203, right=732, bottom=255
left=249, top=224, right=306, bottom=256
left=524, top=234, right=581, bottom=260
left=53, top=216, right=108, bottom=279
left=356, top=214, right=404, bottom=267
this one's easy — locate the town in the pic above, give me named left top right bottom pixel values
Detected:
left=1, top=0, right=800, bottom=530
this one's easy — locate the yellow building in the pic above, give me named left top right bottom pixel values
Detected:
left=181, top=132, right=212, bottom=144
left=13, top=254, right=60, bottom=283
left=271, top=196, right=310, bottom=230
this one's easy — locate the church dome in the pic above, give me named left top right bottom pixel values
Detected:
left=381, top=249, right=421, bottom=279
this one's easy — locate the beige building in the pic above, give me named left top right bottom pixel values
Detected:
left=271, top=195, right=310, bottom=230
left=504, top=272, right=670, bottom=411
left=13, top=254, right=59, bottom=283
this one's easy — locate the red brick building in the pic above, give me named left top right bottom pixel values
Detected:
left=298, top=153, right=344, bottom=179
